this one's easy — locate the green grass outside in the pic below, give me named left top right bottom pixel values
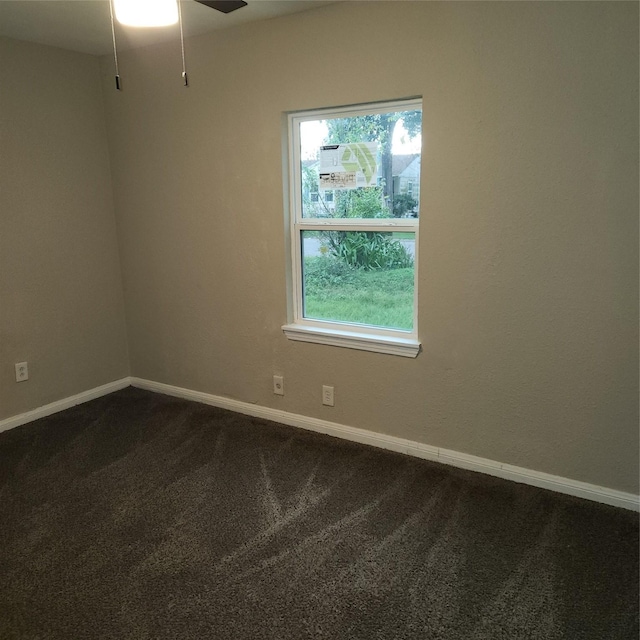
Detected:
left=392, top=232, right=414, bottom=240
left=303, top=257, right=414, bottom=330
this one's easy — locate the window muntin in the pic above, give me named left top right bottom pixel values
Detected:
left=286, top=99, right=422, bottom=355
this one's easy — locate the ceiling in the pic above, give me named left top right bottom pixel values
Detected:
left=0, top=0, right=334, bottom=56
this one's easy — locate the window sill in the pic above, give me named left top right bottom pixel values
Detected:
left=282, top=323, right=421, bottom=358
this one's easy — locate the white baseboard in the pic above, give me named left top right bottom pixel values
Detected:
left=0, top=377, right=131, bottom=434
left=130, top=377, right=640, bottom=513
left=2, top=376, right=637, bottom=512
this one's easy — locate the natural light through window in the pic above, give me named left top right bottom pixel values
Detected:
left=283, top=99, right=422, bottom=357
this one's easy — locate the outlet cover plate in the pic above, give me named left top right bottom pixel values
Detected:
left=322, top=385, right=334, bottom=406
left=15, top=362, right=28, bottom=382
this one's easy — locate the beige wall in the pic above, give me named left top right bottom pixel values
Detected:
left=101, top=1, right=638, bottom=494
left=0, top=37, right=129, bottom=420
left=5, top=2, right=632, bottom=493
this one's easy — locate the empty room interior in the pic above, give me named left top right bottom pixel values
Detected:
left=0, top=1, right=638, bottom=638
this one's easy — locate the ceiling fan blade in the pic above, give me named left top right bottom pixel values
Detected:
left=194, top=0, right=248, bottom=13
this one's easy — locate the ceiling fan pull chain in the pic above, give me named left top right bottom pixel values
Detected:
left=178, top=0, right=188, bottom=87
left=108, top=0, right=121, bottom=90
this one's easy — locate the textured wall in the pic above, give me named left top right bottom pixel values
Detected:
left=100, top=2, right=638, bottom=492
left=0, top=37, right=129, bottom=420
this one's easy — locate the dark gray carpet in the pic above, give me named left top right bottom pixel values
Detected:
left=0, top=387, right=637, bottom=639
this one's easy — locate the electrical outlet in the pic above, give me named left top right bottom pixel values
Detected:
left=273, top=375, right=284, bottom=396
left=322, top=385, right=334, bottom=407
left=15, top=362, right=28, bottom=382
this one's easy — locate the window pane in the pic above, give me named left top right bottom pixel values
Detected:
left=301, top=230, right=415, bottom=330
left=299, top=110, right=421, bottom=220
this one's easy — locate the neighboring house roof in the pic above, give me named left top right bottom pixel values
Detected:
left=392, top=153, right=420, bottom=177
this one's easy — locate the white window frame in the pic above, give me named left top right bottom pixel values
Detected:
left=282, top=99, right=422, bottom=358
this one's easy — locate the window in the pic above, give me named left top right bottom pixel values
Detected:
left=283, top=99, right=422, bottom=357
